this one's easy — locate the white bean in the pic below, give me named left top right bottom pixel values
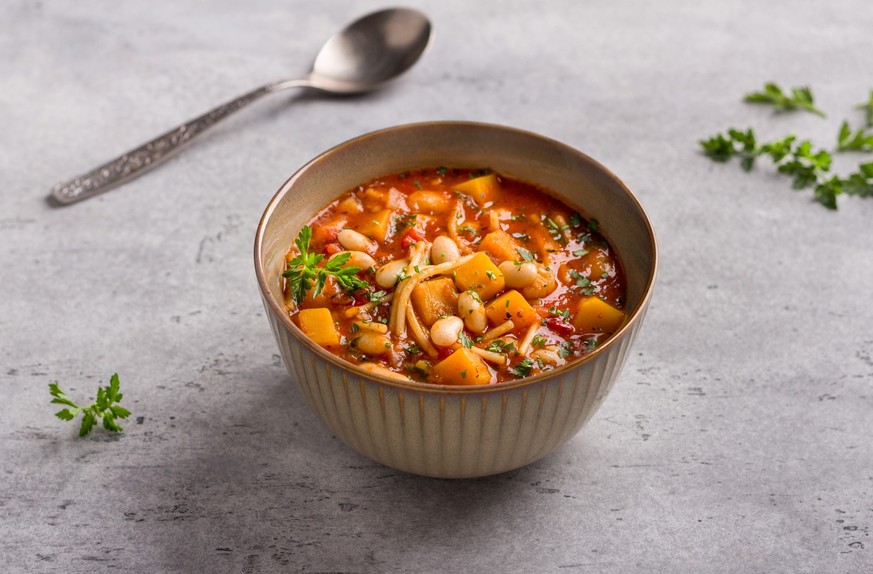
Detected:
left=353, top=332, right=392, bottom=356
left=329, top=250, right=376, bottom=270
left=375, top=258, right=410, bottom=288
left=498, top=261, right=538, bottom=288
left=431, top=235, right=460, bottom=265
left=337, top=228, right=377, bottom=253
left=458, top=291, right=487, bottom=334
left=430, top=316, right=464, bottom=347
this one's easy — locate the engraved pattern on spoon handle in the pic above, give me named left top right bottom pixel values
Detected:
left=51, top=85, right=276, bottom=205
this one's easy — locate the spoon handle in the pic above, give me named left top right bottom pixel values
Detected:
left=50, top=82, right=295, bottom=205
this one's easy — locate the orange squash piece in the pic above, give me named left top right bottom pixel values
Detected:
left=411, top=277, right=459, bottom=327
left=432, top=348, right=493, bottom=386
left=358, top=209, right=394, bottom=242
left=297, top=308, right=341, bottom=346
left=453, top=173, right=501, bottom=206
left=453, top=252, right=505, bottom=300
left=478, top=229, right=524, bottom=262
left=572, top=297, right=625, bottom=333
left=485, top=289, right=538, bottom=328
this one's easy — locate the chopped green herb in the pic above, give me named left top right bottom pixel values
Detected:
left=531, top=334, right=547, bottom=348
left=350, top=323, right=360, bottom=333
left=509, top=357, right=534, bottom=377
left=437, top=166, right=448, bottom=176
left=458, top=225, right=479, bottom=236
left=744, top=82, right=825, bottom=117
left=368, top=290, right=387, bottom=303
left=414, top=180, right=423, bottom=190
left=49, top=374, right=131, bottom=436
left=557, top=340, right=574, bottom=358
left=406, top=345, right=422, bottom=355
left=857, top=90, right=873, bottom=128
left=511, top=232, right=530, bottom=242
left=584, top=338, right=598, bottom=351
left=572, top=249, right=589, bottom=257
left=283, top=226, right=368, bottom=305
left=485, top=340, right=516, bottom=354
left=587, top=218, right=600, bottom=233
left=548, top=306, right=571, bottom=321
left=458, top=331, right=473, bottom=349
left=460, top=370, right=467, bottom=379
left=510, top=214, right=525, bottom=221
left=515, top=247, right=536, bottom=262
left=837, top=120, right=873, bottom=152
left=486, top=270, right=497, bottom=280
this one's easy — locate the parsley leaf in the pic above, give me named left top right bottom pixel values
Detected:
left=837, top=121, right=873, bottom=152
left=509, top=357, right=534, bottom=377
left=283, top=225, right=368, bottom=305
left=458, top=331, right=473, bottom=349
left=49, top=374, right=131, bottom=436
left=699, top=128, right=870, bottom=209
left=744, top=82, right=825, bottom=117
left=515, top=247, right=536, bottom=262
left=856, top=90, right=873, bottom=128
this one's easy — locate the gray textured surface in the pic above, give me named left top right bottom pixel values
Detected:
left=2, top=0, right=872, bottom=572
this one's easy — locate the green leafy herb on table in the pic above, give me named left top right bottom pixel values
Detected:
left=699, top=128, right=873, bottom=209
left=283, top=225, right=369, bottom=305
left=744, top=83, right=826, bottom=117
left=836, top=121, right=873, bottom=152
left=857, top=90, right=873, bottom=127
left=49, top=374, right=131, bottom=436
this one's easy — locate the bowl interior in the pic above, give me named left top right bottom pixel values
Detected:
left=257, top=122, right=656, bottom=383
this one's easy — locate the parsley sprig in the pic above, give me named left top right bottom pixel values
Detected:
left=857, top=90, right=873, bottom=128
left=49, top=374, right=131, bottom=436
left=700, top=128, right=873, bottom=209
left=283, top=226, right=368, bottom=305
left=837, top=121, right=873, bottom=152
left=744, top=83, right=825, bottom=117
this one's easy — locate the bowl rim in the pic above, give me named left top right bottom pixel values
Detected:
left=254, top=120, right=658, bottom=394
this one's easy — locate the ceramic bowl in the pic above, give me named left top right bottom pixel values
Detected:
left=254, top=121, right=657, bottom=478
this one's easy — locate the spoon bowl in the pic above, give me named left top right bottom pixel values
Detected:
left=50, top=7, right=432, bottom=205
left=307, top=8, right=431, bottom=94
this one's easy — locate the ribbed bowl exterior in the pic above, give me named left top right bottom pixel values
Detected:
left=263, top=294, right=648, bottom=478
left=255, top=122, right=657, bottom=478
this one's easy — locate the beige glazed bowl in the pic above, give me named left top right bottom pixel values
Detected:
left=254, top=122, right=657, bottom=478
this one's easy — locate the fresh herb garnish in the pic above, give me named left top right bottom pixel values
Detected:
left=700, top=129, right=873, bottom=209
left=509, top=357, right=534, bottom=377
left=548, top=306, right=571, bottom=321
left=283, top=226, right=368, bottom=305
left=557, top=340, right=574, bottom=358
left=437, top=166, right=448, bottom=176
left=584, top=338, right=598, bottom=351
left=485, top=270, right=497, bottom=280
left=569, top=213, right=582, bottom=228
left=857, top=90, right=873, bottom=127
left=485, top=340, right=516, bottom=354
left=406, top=345, right=422, bottom=355
left=414, top=180, right=423, bottom=190
left=511, top=232, right=530, bottom=242
left=531, top=334, right=547, bottom=348
left=458, top=331, right=473, bottom=349
left=368, top=290, right=388, bottom=303
left=49, top=374, right=131, bottom=436
left=837, top=121, right=873, bottom=152
left=572, top=249, right=589, bottom=257
left=458, top=225, right=479, bottom=236
left=515, top=247, right=536, bottom=262
left=542, top=215, right=568, bottom=243
left=744, top=82, right=825, bottom=117
left=568, top=269, right=596, bottom=296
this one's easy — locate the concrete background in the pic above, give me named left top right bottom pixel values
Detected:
left=1, top=0, right=871, bottom=572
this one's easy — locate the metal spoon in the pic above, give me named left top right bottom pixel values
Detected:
left=50, top=7, right=432, bottom=206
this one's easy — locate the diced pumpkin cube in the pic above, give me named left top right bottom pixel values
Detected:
left=432, top=348, right=493, bottom=386
left=297, top=308, right=340, bottom=346
left=479, top=229, right=523, bottom=262
left=453, top=173, right=501, bottom=206
left=310, top=216, right=347, bottom=245
left=358, top=209, right=394, bottom=242
left=411, top=277, right=459, bottom=327
left=572, top=297, right=625, bottom=333
left=485, top=289, right=538, bottom=328
left=453, top=252, right=505, bottom=300
left=407, top=190, right=452, bottom=214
